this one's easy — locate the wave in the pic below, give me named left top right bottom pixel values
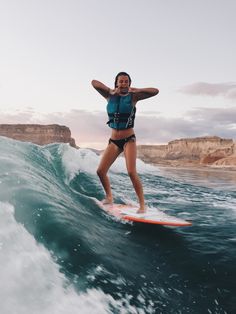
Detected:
left=0, top=136, right=235, bottom=313
left=0, top=202, right=142, bottom=314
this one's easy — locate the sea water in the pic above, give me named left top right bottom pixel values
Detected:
left=0, top=136, right=235, bottom=314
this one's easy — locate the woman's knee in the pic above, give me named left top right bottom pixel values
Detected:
left=97, top=167, right=106, bottom=178
left=127, top=170, right=137, bottom=180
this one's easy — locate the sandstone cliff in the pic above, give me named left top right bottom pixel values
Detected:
left=137, top=136, right=236, bottom=167
left=0, top=124, right=76, bottom=147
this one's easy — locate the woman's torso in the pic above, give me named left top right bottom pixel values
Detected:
left=110, top=128, right=134, bottom=140
left=107, top=93, right=136, bottom=140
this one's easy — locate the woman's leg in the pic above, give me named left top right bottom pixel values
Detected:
left=123, top=140, right=146, bottom=213
left=97, top=142, right=121, bottom=203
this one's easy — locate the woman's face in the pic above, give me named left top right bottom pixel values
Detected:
left=116, top=75, right=130, bottom=94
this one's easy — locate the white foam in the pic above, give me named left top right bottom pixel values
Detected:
left=41, top=148, right=54, bottom=163
left=109, top=155, right=158, bottom=174
left=60, top=146, right=99, bottom=181
left=0, top=202, right=142, bottom=314
left=60, top=145, right=158, bottom=182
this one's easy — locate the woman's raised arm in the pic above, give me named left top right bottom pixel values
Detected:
left=91, top=80, right=111, bottom=99
left=129, top=87, right=159, bottom=102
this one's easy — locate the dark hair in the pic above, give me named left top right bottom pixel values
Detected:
left=114, top=72, right=132, bottom=88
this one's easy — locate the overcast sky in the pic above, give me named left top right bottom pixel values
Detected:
left=0, top=0, right=235, bottom=148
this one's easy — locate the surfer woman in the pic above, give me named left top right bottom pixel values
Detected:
left=91, top=72, right=159, bottom=213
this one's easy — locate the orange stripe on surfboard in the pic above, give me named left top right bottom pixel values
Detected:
left=123, top=215, right=192, bottom=226
left=96, top=201, right=192, bottom=227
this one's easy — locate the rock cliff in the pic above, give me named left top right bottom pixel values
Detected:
left=0, top=124, right=76, bottom=147
left=137, top=136, right=236, bottom=167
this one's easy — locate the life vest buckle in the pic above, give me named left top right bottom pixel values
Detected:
left=113, top=112, right=120, bottom=123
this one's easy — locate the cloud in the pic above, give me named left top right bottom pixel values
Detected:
left=43, top=110, right=110, bottom=144
left=0, top=107, right=236, bottom=147
left=179, top=82, right=236, bottom=99
left=135, top=108, right=236, bottom=143
left=0, top=108, right=40, bottom=124
left=186, top=106, right=236, bottom=124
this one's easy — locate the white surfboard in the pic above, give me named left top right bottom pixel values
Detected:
left=97, top=201, right=192, bottom=227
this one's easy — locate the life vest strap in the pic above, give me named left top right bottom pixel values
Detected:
left=107, top=112, right=131, bottom=124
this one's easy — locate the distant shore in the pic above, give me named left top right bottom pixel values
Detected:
left=89, top=147, right=236, bottom=171
left=153, top=163, right=236, bottom=172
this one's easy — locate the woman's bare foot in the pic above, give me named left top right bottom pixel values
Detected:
left=101, top=196, right=113, bottom=205
left=136, top=206, right=146, bottom=214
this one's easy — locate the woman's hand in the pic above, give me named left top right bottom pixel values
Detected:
left=128, top=87, right=140, bottom=93
left=109, top=87, right=129, bottom=95
left=109, top=88, right=119, bottom=95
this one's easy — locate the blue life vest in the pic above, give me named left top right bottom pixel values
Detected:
left=106, top=94, right=136, bottom=130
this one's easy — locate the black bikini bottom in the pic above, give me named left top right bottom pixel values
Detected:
left=109, top=134, right=136, bottom=151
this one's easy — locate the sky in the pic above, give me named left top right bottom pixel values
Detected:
left=0, top=0, right=236, bottom=148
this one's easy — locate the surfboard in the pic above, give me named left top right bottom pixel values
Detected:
left=97, top=201, right=192, bottom=227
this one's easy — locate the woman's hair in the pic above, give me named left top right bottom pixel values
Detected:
left=114, top=72, right=132, bottom=88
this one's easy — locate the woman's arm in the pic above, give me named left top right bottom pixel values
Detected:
left=91, top=80, right=111, bottom=99
left=130, top=87, right=159, bottom=102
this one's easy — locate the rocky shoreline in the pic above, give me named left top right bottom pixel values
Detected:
left=0, top=124, right=76, bottom=148
left=137, top=136, right=236, bottom=168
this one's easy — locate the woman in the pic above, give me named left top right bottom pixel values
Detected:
left=91, top=72, right=159, bottom=213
